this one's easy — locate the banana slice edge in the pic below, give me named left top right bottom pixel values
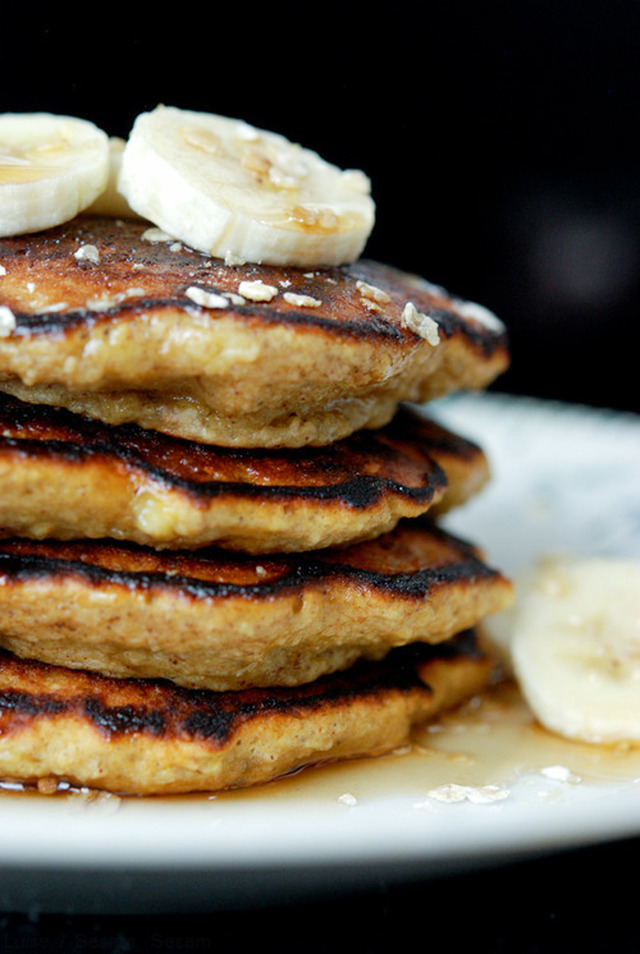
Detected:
left=0, top=112, right=110, bottom=237
left=503, top=556, right=640, bottom=744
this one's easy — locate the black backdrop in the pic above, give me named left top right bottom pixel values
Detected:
left=2, top=0, right=639, bottom=413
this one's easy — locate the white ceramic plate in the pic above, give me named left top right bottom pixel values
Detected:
left=2, top=392, right=640, bottom=915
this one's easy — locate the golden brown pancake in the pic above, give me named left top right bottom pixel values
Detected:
left=0, top=215, right=509, bottom=447
left=0, top=520, right=513, bottom=691
left=0, top=630, right=491, bottom=795
left=0, top=393, right=488, bottom=552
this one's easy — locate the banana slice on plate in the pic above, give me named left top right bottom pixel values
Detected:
left=117, top=105, right=376, bottom=267
left=509, top=556, right=640, bottom=744
left=0, top=112, right=110, bottom=237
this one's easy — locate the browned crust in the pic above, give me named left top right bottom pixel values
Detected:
left=0, top=216, right=506, bottom=352
left=0, top=520, right=513, bottom=690
left=0, top=393, right=488, bottom=551
left=0, top=216, right=509, bottom=447
left=0, top=631, right=491, bottom=795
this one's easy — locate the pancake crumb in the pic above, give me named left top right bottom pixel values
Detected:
left=283, top=292, right=322, bottom=308
left=36, top=776, right=60, bottom=796
left=185, top=286, right=229, bottom=309
left=74, top=244, right=100, bottom=265
left=0, top=305, right=16, bottom=336
left=540, top=764, right=582, bottom=784
left=338, top=792, right=358, bottom=807
left=401, top=301, right=440, bottom=346
left=356, top=280, right=391, bottom=305
left=239, top=280, right=279, bottom=301
left=419, top=783, right=509, bottom=804
left=142, top=226, right=174, bottom=243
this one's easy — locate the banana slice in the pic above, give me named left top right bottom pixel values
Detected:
left=86, top=136, right=142, bottom=219
left=117, top=105, right=376, bottom=266
left=510, top=556, right=640, bottom=743
left=0, top=112, right=109, bottom=237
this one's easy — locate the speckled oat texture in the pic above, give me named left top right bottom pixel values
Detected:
left=0, top=216, right=509, bottom=448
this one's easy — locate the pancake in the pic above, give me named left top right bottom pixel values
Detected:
left=0, top=630, right=490, bottom=796
left=0, top=215, right=509, bottom=448
left=0, top=393, right=489, bottom=552
left=0, top=520, right=513, bottom=691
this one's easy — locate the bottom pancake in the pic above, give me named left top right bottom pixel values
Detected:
left=0, top=631, right=490, bottom=796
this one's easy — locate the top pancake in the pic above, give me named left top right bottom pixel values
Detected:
left=0, top=215, right=509, bottom=447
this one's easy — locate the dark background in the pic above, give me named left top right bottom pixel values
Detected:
left=2, top=0, right=639, bottom=413
left=1, top=1, right=640, bottom=949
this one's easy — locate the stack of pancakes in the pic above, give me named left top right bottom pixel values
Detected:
left=0, top=215, right=513, bottom=795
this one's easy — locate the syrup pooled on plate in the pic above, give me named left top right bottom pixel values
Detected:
left=214, top=678, right=640, bottom=807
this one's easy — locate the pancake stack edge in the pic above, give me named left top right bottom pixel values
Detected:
left=0, top=214, right=513, bottom=796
